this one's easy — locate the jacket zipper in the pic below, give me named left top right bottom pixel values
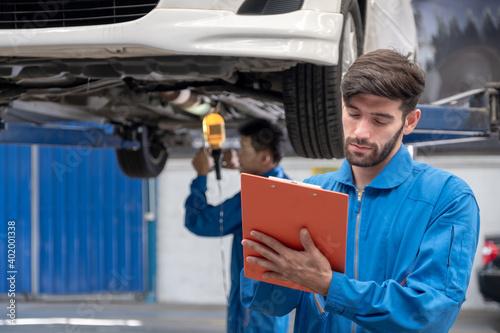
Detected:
left=352, top=188, right=364, bottom=333
left=447, top=226, right=454, bottom=267
left=314, top=294, right=325, bottom=315
left=398, top=250, right=419, bottom=286
left=354, top=188, right=364, bottom=281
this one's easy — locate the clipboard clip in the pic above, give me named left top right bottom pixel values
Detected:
left=268, top=176, right=322, bottom=189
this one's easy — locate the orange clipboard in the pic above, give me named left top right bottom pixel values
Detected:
left=241, top=173, right=348, bottom=293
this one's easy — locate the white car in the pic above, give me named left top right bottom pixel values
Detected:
left=0, top=0, right=417, bottom=177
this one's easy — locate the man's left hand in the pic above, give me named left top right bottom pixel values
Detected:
left=221, top=149, right=240, bottom=170
left=242, top=228, right=333, bottom=296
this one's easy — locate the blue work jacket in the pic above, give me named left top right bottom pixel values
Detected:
left=241, top=145, right=480, bottom=332
left=185, top=166, right=290, bottom=333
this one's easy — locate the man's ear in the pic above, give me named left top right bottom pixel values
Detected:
left=260, top=150, right=273, bottom=167
left=403, top=109, right=421, bottom=135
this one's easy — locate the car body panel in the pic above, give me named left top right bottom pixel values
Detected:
left=0, top=1, right=417, bottom=65
left=363, top=0, right=417, bottom=55
left=0, top=9, right=344, bottom=66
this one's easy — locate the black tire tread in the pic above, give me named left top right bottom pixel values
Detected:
left=283, top=0, right=363, bottom=159
left=115, top=126, right=168, bottom=178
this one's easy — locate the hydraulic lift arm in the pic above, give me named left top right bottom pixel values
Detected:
left=404, top=82, right=499, bottom=147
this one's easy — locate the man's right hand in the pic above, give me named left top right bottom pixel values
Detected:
left=192, top=148, right=214, bottom=176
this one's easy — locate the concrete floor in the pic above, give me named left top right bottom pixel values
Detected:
left=1, top=301, right=499, bottom=332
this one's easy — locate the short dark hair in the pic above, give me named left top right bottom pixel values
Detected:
left=341, top=49, right=426, bottom=117
left=239, top=118, right=286, bottom=164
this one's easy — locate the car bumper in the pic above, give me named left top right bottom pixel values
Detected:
left=478, top=267, right=500, bottom=303
left=0, top=8, right=343, bottom=66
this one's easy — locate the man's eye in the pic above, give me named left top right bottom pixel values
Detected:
left=374, top=119, right=388, bottom=126
left=348, top=113, right=360, bottom=118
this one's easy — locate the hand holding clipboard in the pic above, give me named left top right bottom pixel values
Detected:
left=241, top=173, right=348, bottom=293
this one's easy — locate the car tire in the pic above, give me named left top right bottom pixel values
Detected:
left=282, top=0, right=363, bottom=159
left=116, top=125, right=168, bottom=178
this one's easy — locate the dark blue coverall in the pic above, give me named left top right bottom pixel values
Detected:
left=185, top=166, right=290, bottom=333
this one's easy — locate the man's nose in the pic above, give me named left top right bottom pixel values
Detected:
left=354, top=118, right=371, bottom=140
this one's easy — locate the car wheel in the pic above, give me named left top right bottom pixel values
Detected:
left=116, top=125, right=168, bottom=178
left=283, top=0, right=363, bottom=159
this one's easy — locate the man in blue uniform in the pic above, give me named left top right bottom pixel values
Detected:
left=240, top=49, right=480, bottom=332
left=185, top=118, right=290, bottom=333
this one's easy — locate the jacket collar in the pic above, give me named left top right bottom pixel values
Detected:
left=261, top=165, right=288, bottom=179
left=334, top=145, right=414, bottom=189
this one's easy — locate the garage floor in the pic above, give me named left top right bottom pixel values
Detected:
left=1, top=301, right=499, bottom=333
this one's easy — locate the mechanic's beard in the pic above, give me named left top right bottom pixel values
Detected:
left=344, top=123, right=404, bottom=168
